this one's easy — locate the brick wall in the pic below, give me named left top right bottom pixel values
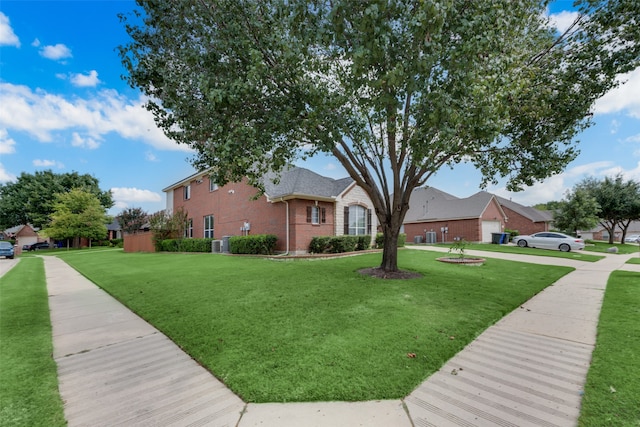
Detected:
left=501, top=206, right=548, bottom=236
left=404, top=218, right=482, bottom=243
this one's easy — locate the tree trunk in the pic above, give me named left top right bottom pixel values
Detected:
left=380, top=229, right=399, bottom=272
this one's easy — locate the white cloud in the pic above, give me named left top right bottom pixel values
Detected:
left=594, top=68, right=640, bottom=118
left=0, top=12, right=20, bottom=47
left=39, top=43, right=72, bottom=60
left=489, top=161, right=625, bottom=205
left=548, top=10, right=580, bottom=34
left=145, top=151, right=158, bottom=162
left=0, top=163, right=16, bottom=182
left=0, top=129, right=16, bottom=154
left=111, top=187, right=162, bottom=205
left=70, top=70, right=101, bottom=87
left=71, top=132, right=100, bottom=149
left=0, top=83, right=190, bottom=151
left=31, top=38, right=40, bottom=47
left=33, top=159, right=64, bottom=168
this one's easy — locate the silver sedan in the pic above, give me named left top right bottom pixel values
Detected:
left=512, top=232, right=585, bottom=252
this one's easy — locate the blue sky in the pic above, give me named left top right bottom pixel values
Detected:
left=1, top=1, right=639, bottom=217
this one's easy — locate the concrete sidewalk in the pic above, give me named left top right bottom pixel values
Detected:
left=43, top=250, right=635, bottom=426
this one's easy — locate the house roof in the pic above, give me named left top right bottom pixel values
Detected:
left=106, top=218, right=121, bottom=231
left=495, top=196, right=553, bottom=223
left=262, top=166, right=354, bottom=201
left=162, top=165, right=355, bottom=202
left=404, top=188, right=506, bottom=223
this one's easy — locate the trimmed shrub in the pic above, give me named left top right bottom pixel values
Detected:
left=109, top=238, right=124, bottom=248
left=157, top=238, right=214, bottom=252
left=309, top=235, right=371, bottom=253
left=375, top=233, right=406, bottom=248
left=505, top=229, right=519, bottom=241
left=229, top=234, right=277, bottom=255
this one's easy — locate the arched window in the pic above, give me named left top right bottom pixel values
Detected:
left=346, top=205, right=371, bottom=235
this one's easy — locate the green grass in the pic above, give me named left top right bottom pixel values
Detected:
left=627, top=257, right=640, bottom=265
left=417, top=242, right=604, bottom=262
left=58, top=249, right=572, bottom=403
left=583, top=241, right=640, bottom=255
left=0, top=258, right=66, bottom=427
left=579, top=270, right=640, bottom=427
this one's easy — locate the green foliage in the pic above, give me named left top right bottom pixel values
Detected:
left=148, top=207, right=189, bottom=249
left=110, top=238, right=124, bottom=248
left=553, top=188, right=601, bottom=236
left=309, top=235, right=371, bottom=253
left=577, top=174, right=640, bottom=244
left=117, top=207, right=148, bottom=234
left=229, top=234, right=277, bottom=255
left=448, top=238, right=469, bottom=260
left=44, top=188, right=110, bottom=242
left=375, top=233, right=406, bottom=248
left=119, top=0, right=640, bottom=272
left=0, top=170, right=113, bottom=229
left=0, top=258, right=66, bottom=426
left=504, top=229, right=519, bottom=240
left=533, top=201, right=562, bottom=211
left=157, top=238, right=214, bottom=252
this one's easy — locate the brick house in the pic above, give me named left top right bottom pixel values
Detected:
left=495, top=196, right=553, bottom=236
left=162, top=166, right=377, bottom=254
left=403, top=188, right=508, bottom=243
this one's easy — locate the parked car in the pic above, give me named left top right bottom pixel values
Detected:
left=0, top=241, right=15, bottom=259
left=27, top=242, right=50, bottom=251
left=512, top=232, right=585, bottom=252
left=624, top=234, right=640, bottom=243
left=22, top=244, right=31, bottom=250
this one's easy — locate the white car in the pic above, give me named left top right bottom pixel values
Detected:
left=512, top=232, right=585, bottom=252
left=625, top=234, right=640, bottom=243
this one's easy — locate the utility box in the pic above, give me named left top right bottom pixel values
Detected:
left=222, top=236, right=231, bottom=253
left=414, top=235, right=423, bottom=244
left=211, top=240, right=222, bottom=253
left=425, top=231, right=437, bottom=244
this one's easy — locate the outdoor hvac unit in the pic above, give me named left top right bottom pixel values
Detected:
left=425, top=231, right=437, bottom=244
left=211, top=240, right=222, bottom=253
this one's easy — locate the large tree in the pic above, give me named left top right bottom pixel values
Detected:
left=117, top=207, right=149, bottom=234
left=119, top=0, right=640, bottom=272
left=553, top=188, right=600, bottom=237
left=45, top=189, right=111, bottom=247
left=578, top=175, right=640, bottom=244
left=0, top=171, right=113, bottom=229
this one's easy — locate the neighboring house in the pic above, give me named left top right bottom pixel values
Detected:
left=495, top=196, right=553, bottom=236
left=106, top=218, right=123, bottom=240
left=581, top=220, right=640, bottom=241
left=162, top=166, right=377, bottom=254
left=2, top=224, right=41, bottom=247
left=403, top=188, right=508, bottom=243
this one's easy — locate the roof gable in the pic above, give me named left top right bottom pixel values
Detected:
left=263, top=166, right=354, bottom=200
left=496, top=196, right=553, bottom=222
left=404, top=188, right=506, bottom=223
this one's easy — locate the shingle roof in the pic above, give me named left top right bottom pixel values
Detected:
left=404, top=188, right=500, bottom=222
left=262, top=166, right=353, bottom=200
left=495, top=196, right=553, bottom=223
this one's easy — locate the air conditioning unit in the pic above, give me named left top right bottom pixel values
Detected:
left=211, top=240, right=222, bottom=253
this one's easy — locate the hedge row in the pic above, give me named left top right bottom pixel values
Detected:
left=156, top=238, right=214, bottom=252
left=309, top=235, right=372, bottom=254
left=229, top=234, right=278, bottom=255
left=374, top=232, right=406, bottom=248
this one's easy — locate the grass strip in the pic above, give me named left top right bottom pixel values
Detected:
left=0, top=258, right=66, bottom=427
left=415, top=242, right=604, bottom=261
left=579, top=270, right=640, bottom=426
left=59, top=249, right=572, bottom=403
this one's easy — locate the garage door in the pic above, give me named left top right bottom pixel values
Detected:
left=481, top=221, right=502, bottom=243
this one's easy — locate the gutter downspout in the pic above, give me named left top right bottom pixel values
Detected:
left=280, top=198, right=290, bottom=255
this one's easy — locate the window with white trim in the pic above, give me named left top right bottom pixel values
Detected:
left=209, top=179, right=218, bottom=192
left=204, top=215, right=214, bottom=238
left=183, top=185, right=191, bottom=200
left=345, top=205, right=372, bottom=235
left=185, top=218, right=193, bottom=238
left=306, top=205, right=326, bottom=224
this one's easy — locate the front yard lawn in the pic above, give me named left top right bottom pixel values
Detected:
left=579, top=270, right=640, bottom=426
left=0, top=258, right=66, bottom=427
left=58, top=250, right=572, bottom=403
